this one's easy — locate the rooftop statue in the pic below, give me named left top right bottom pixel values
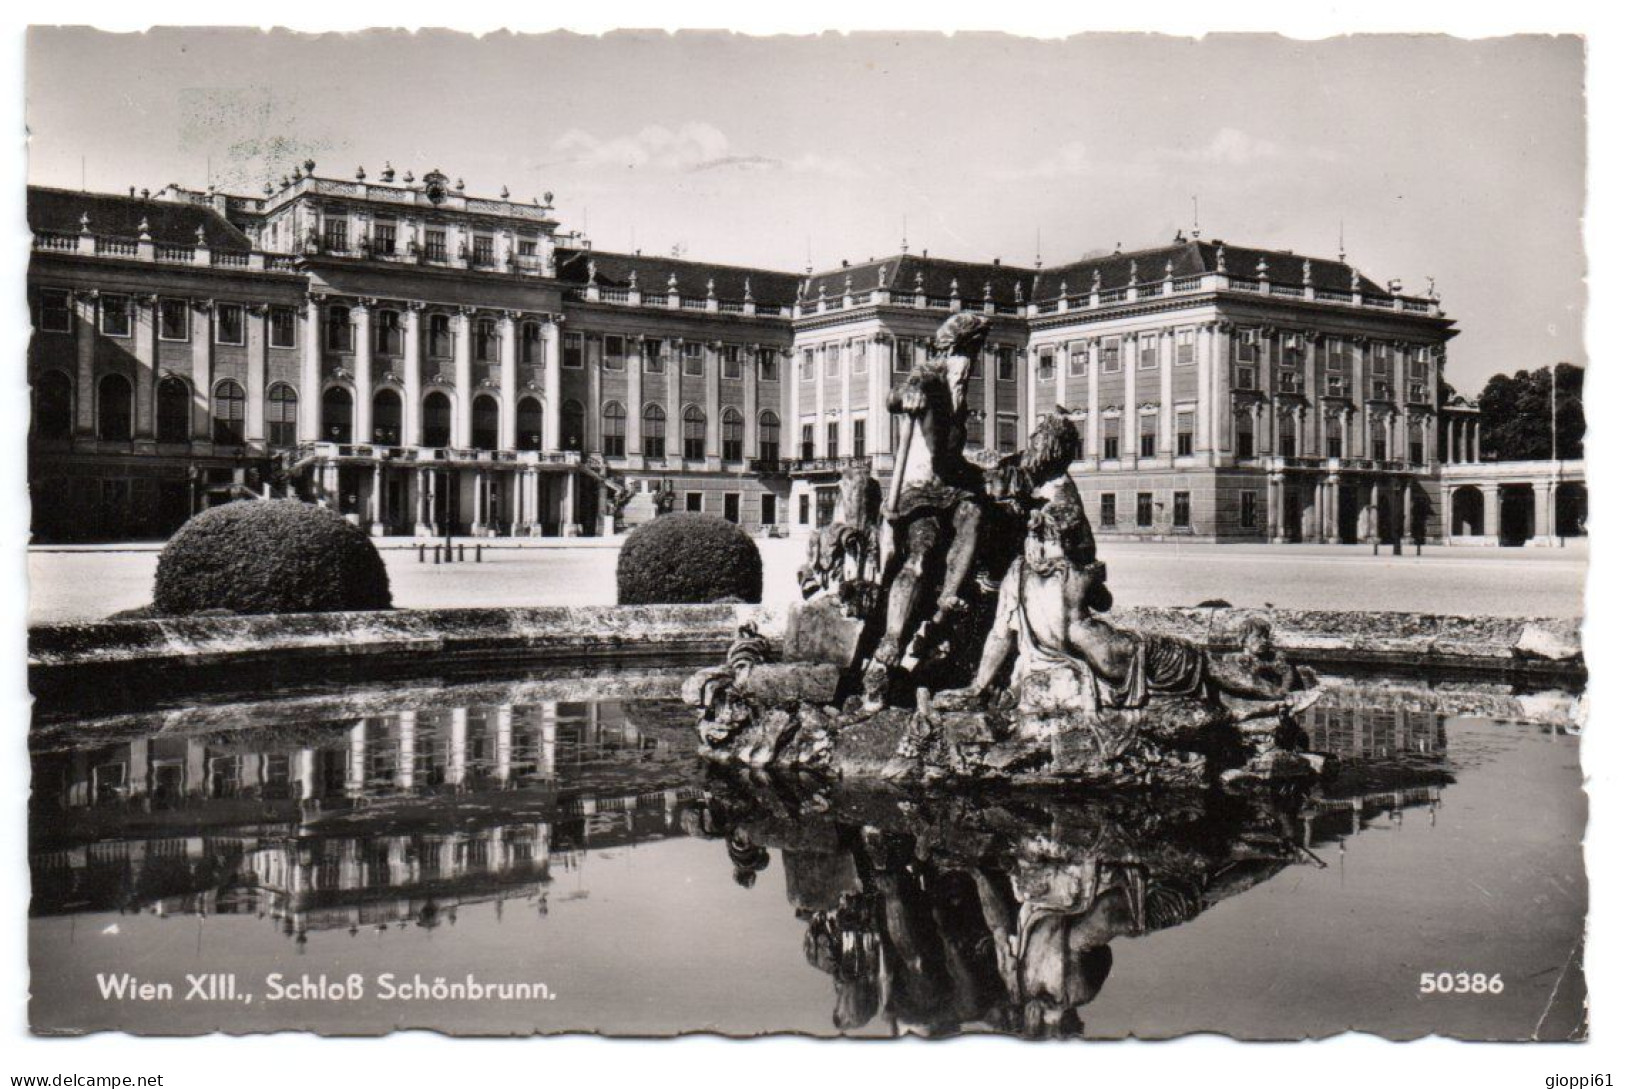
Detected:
left=688, top=313, right=1327, bottom=789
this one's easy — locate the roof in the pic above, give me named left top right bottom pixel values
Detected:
left=805, top=254, right=1037, bottom=310
left=27, top=185, right=255, bottom=252
left=553, top=247, right=802, bottom=306
left=1032, top=239, right=1390, bottom=301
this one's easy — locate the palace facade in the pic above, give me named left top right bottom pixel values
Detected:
left=29, top=162, right=1490, bottom=543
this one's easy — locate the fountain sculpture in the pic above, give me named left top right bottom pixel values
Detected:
left=686, top=312, right=1326, bottom=788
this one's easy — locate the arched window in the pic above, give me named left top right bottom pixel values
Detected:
left=423, top=392, right=452, bottom=448
left=643, top=404, right=666, bottom=459
left=472, top=394, right=500, bottom=450
left=722, top=407, right=744, bottom=462
left=372, top=388, right=402, bottom=445
left=321, top=386, right=354, bottom=443
left=683, top=405, right=707, bottom=461
left=97, top=374, right=132, bottom=441
left=757, top=411, right=781, bottom=464
left=212, top=379, right=246, bottom=445
left=561, top=399, right=585, bottom=453
left=266, top=383, right=298, bottom=448
left=602, top=401, right=626, bottom=458
left=518, top=397, right=544, bottom=451
left=34, top=371, right=73, bottom=441
left=156, top=376, right=191, bottom=443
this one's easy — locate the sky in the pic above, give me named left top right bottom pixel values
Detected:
left=24, top=28, right=1585, bottom=397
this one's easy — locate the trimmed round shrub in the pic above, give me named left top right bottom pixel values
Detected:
left=153, top=500, right=392, bottom=616
left=617, top=513, right=763, bottom=605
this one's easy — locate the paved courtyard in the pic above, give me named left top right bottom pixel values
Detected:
left=26, top=536, right=1588, bottom=626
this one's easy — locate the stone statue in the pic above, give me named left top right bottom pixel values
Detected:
left=654, top=480, right=676, bottom=516
left=797, top=462, right=882, bottom=618
left=687, top=364, right=1328, bottom=788
left=866, top=312, right=996, bottom=700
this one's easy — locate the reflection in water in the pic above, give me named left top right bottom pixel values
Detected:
left=680, top=701, right=1454, bottom=1038
left=30, top=698, right=700, bottom=940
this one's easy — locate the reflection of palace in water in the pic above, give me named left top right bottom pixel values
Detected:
left=30, top=698, right=701, bottom=937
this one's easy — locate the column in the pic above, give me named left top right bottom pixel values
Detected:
left=494, top=706, right=514, bottom=785
left=1441, top=484, right=1455, bottom=543
left=1213, top=325, right=1233, bottom=456
left=301, top=296, right=323, bottom=441
left=396, top=711, right=417, bottom=792
left=1534, top=480, right=1555, bottom=543
left=498, top=312, right=518, bottom=449
left=1402, top=480, right=1414, bottom=542
left=1484, top=483, right=1501, bottom=543
left=453, top=308, right=473, bottom=447
left=1087, top=339, right=1101, bottom=461
left=1351, top=339, right=1367, bottom=457
left=190, top=300, right=213, bottom=440
left=1158, top=329, right=1174, bottom=459
left=133, top=296, right=156, bottom=440
left=1472, top=420, right=1481, bottom=463
left=346, top=722, right=367, bottom=796
left=448, top=707, right=468, bottom=789
left=245, top=305, right=266, bottom=444
left=706, top=341, right=723, bottom=464
left=403, top=304, right=423, bottom=445
left=871, top=338, right=892, bottom=456
left=564, top=471, right=578, bottom=533
left=1267, top=473, right=1283, bottom=542
left=415, top=467, right=431, bottom=535
left=1323, top=478, right=1339, bottom=542
left=1195, top=326, right=1212, bottom=456
left=1122, top=335, right=1138, bottom=467
left=627, top=336, right=644, bottom=464
left=1304, top=335, right=1320, bottom=454
left=353, top=300, right=373, bottom=443
left=295, top=748, right=317, bottom=802
left=588, top=335, right=604, bottom=453
left=744, top=343, right=761, bottom=461
left=668, top=338, right=684, bottom=465
left=73, top=291, right=96, bottom=436
left=369, top=462, right=383, bottom=530
left=542, top=317, right=562, bottom=451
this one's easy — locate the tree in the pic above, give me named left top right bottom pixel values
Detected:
left=1475, top=363, right=1584, bottom=462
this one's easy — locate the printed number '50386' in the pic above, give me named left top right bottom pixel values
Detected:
left=1419, top=972, right=1504, bottom=995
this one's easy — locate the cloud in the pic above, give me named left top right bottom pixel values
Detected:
left=995, top=141, right=1093, bottom=180
left=996, top=128, right=1341, bottom=180
left=549, top=124, right=866, bottom=178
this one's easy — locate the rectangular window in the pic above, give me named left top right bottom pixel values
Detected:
left=1176, top=328, right=1196, bottom=366
left=686, top=492, right=704, bottom=514
left=722, top=345, right=742, bottom=380
left=38, top=289, right=71, bottom=333
left=1373, top=379, right=1392, bottom=401
left=1240, top=491, right=1259, bottom=529
left=1139, top=416, right=1157, bottom=458
left=853, top=341, right=868, bottom=376
left=996, top=347, right=1016, bottom=382
left=1235, top=329, right=1260, bottom=364
left=1100, top=494, right=1117, bottom=528
left=159, top=298, right=189, bottom=341
left=801, top=423, right=815, bottom=461
left=215, top=304, right=245, bottom=346
left=472, top=235, right=495, bottom=267
left=1235, top=364, right=1257, bottom=391
left=1101, top=338, right=1121, bottom=373
left=761, top=494, right=777, bottom=526
left=322, top=217, right=348, bottom=252
left=474, top=319, right=499, bottom=362
left=375, top=311, right=404, bottom=356
left=1236, top=415, right=1255, bottom=458
left=100, top=294, right=131, bottom=337
left=1138, top=337, right=1158, bottom=370
left=1136, top=492, right=1154, bottom=528
left=801, top=349, right=816, bottom=382
left=997, top=416, right=1018, bottom=453
left=645, top=339, right=666, bottom=374
left=894, top=340, right=914, bottom=373
left=372, top=221, right=396, bottom=256
left=1373, top=433, right=1388, bottom=461
left=1325, top=372, right=1346, bottom=397
left=758, top=349, right=779, bottom=382
left=270, top=307, right=296, bottom=349
left=604, top=335, right=626, bottom=371
left=517, top=236, right=538, bottom=257
left=327, top=306, right=353, bottom=352
left=1326, top=428, right=1343, bottom=458
left=563, top=332, right=584, bottom=369
left=1173, top=491, right=1191, bottom=528
left=1036, top=350, right=1055, bottom=382
left=1102, top=418, right=1121, bottom=461
left=1408, top=381, right=1429, bottom=404
left=1068, top=345, right=1089, bottom=378
left=723, top=493, right=740, bottom=524
left=428, top=314, right=452, bottom=358
left=826, top=420, right=839, bottom=458
left=799, top=494, right=810, bottom=525
left=1372, top=344, right=1392, bottom=375
left=1327, top=338, right=1349, bottom=372
left=853, top=417, right=866, bottom=459
left=825, top=344, right=841, bottom=378
left=966, top=412, right=984, bottom=448
left=424, top=229, right=448, bottom=263
left=682, top=342, right=704, bottom=377
left=815, top=487, right=837, bottom=528
left=1281, top=333, right=1306, bottom=369
left=1176, top=412, right=1194, bottom=457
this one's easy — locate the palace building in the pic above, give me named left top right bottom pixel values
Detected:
left=30, top=161, right=1501, bottom=544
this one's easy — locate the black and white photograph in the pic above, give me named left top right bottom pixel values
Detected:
left=8, top=10, right=1614, bottom=1073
